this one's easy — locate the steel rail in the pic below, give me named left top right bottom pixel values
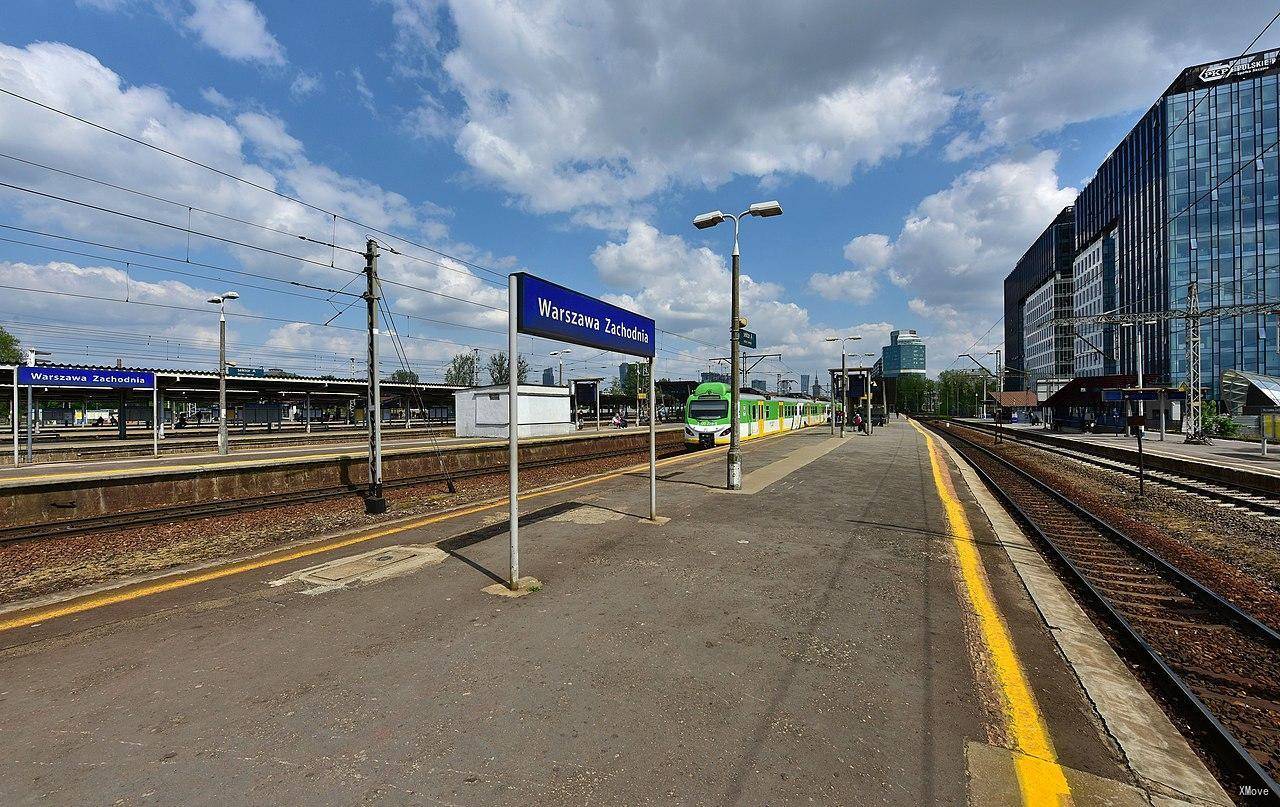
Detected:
left=0, top=438, right=684, bottom=545
left=923, top=419, right=1280, bottom=798
left=950, top=419, right=1280, bottom=511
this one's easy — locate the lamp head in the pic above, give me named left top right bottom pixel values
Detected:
left=747, top=200, right=783, bottom=218
left=207, top=296, right=223, bottom=305
left=222, top=291, right=240, bottom=301
left=693, top=210, right=726, bottom=230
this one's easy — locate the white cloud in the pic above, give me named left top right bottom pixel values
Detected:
left=0, top=260, right=219, bottom=326
left=183, top=0, right=286, bottom=66
left=200, top=86, right=234, bottom=110
left=807, top=268, right=879, bottom=304
left=590, top=222, right=898, bottom=380
left=386, top=0, right=1271, bottom=219
left=809, top=150, right=1076, bottom=373
left=0, top=41, right=509, bottom=369
left=234, top=111, right=303, bottom=162
left=289, top=71, right=322, bottom=100
left=879, top=150, right=1077, bottom=316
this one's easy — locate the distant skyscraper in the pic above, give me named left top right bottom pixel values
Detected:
left=700, top=371, right=730, bottom=384
left=800, top=374, right=810, bottom=395
left=881, top=330, right=927, bottom=378
left=750, top=378, right=766, bottom=392
left=542, top=367, right=555, bottom=386
left=619, top=363, right=629, bottom=384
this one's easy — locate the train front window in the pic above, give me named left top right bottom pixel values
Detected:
left=689, top=399, right=729, bottom=420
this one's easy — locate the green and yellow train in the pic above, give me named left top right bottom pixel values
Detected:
left=683, top=381, right=832, bottom=448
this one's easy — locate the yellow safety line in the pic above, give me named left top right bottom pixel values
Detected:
left=909, top=419, right=1071, bottom=807
left=0, top=426, right=806, bottom=634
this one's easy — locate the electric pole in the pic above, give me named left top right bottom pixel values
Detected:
left=364, top=239, right=386, bottom=514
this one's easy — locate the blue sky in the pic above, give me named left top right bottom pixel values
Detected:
left=0, top=0, right=1274, bottom=387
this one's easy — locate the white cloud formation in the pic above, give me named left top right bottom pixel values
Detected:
left=234, top=111, right=303, bottom=162
left=289, top=70, right=322, bottom=100
left=591, top=222, right=896, bottom=379
left=182, top=0, right=285, bottom=66
left=806, top=150, right=1077, bottom=373
left=388, top=0, right=1272, bottom=219
left=0, top=41, right=511, bottom=374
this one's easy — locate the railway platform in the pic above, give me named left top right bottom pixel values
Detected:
left=960, top=418, right=1280, bottom=477
left=0, top=422, right=1230, bottom=805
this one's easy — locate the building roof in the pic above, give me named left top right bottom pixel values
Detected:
left=1041, top=374, right=1138, bottom=408
left=986, top=391, right=1038, bottom=408
left=1222, top=370, right=1280, bottom=412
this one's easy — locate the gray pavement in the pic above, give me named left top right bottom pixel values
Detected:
left=962, top=417, right=1280, bottom=476
left=0, top=422, right=1158, bottom=804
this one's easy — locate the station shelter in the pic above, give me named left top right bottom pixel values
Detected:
left=985, top=391, right=1040, bottom=424
left=1039, top=374, right=1137, bottom=433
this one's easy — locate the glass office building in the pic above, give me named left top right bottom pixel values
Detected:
left=1022, top=272, right=1075, bottom=388
left=1003, top=208, right=1075, bottom=391
left=881, top=329, right=927, bottom=377
left=1072, top=49, right=1280, bottom=394
left=1072, top=230, right=1119, bottom=376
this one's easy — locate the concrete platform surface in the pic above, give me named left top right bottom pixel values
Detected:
left=0, top=422, right=1212, bottom=805
left=961, top=417, right=1280, bottom=477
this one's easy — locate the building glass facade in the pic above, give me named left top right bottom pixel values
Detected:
left=1165, top=59, right=1280, bottom=386
left=1068, top=49, right=1280, bottom=395
left=1072, top=231, right=1118, bottom=376
left=1003, top=208, right=1075, bottom=390
left=881, top=329, right=926, bottom=377
left=1022, top=273, right=1075, bottom=387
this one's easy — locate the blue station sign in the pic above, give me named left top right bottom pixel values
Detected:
left=18, top=366, right=155, bottom=389
left=515, top=272, right=656, bottom=358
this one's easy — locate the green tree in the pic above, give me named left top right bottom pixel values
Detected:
left=444, top=352, right=478, bottom=386
left=0, top=325, right=20, bottom=364
left=618, top=362, right=649, bottom=398
left=937, top=369, right=985, bottom=417
left=895, top=374, right=931, bottom=414
left=389, top=368, right=420, bottom=384
left=487, top=351, right=529, bottom=385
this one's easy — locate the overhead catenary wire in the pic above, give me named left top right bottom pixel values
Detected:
left=0, top=282, right=578, bottom=362
left=0, top=88, right=737, bottom=355
left=0, top=224, right=512, bottom=336
left=0, top=179, right=505, bottom=313
left=0, top=86, right=511, bottom=283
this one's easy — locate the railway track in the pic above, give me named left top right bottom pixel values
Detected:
left=924, top=419, right=1280, bottom=800
left=952, top=420, right=1280, bottom=520
left=0, top=439, right=683, bottom=545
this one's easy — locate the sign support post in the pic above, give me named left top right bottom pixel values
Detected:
left=152, top=385, right=158, bottom=457
left=11, top=367, right=17, bottom=466
left=505, top=272, right=657, bottom=589
left=507, top=273, right=521, bottom=589
left=648, top=356, right=656, bottom=521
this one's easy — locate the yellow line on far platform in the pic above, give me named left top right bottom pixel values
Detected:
left=0, top=426, right=805, bottom=634
left=909, top=419, right=1072, bottom=807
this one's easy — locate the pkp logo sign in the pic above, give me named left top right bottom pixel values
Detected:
left=1199, top=62, right=1233, bottom=83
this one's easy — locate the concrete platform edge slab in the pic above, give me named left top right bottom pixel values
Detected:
left=714, top=435, right=846, bottom=495
left=936, top=436, right=1232, bottom=806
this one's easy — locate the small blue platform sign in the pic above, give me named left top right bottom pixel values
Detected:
left=18, top=366, right=155, bottom=389
left=515, top=272, right=655, bottom=358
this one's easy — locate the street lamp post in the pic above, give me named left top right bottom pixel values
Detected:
left=550, top=349, right=572, bottom=385
left=858, top=353, right=876, bottom=435
left=207, top=291, right=239, bottom=456
left=825, top=336, right=861, bottom=437
left=693, top=200, right=783, bottom=490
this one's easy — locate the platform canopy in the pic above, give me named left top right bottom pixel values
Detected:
left=1222, top=369, right=1280, bottom=414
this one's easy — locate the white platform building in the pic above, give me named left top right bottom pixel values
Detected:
left=453, top=384, right=573, bottom=438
